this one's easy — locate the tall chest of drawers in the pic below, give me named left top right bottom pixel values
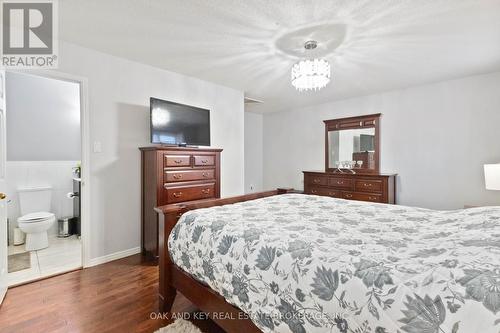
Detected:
left=303, top=171, right=396, bottom=204
left=140, top=146, right=222, bottom=260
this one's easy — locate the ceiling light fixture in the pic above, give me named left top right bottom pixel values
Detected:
left=291, top=40, right=331, bottom=92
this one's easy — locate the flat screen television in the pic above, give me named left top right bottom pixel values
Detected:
left=150, top=97, right=210, bottom=146
left=360, top=134, right=375, bottom=151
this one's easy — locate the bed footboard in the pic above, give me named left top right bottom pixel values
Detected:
left=154, top=188, right=294, bottom=331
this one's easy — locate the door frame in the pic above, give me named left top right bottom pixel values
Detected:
left=0, top=69, right=7, bottom=304
left=6, top=69, right=91, bottom=268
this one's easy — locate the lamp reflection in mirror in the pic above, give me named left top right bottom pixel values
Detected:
left=151, top=106, right=170, bottom=127
left=484, top=164, right=500, bottom=190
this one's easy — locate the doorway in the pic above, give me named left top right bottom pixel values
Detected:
left=2, top=70, right=89, bottom=286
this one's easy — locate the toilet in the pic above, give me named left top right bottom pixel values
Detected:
left=17, top=187, right=56, bottom=251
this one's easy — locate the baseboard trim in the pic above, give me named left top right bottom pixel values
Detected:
left=87, top=247, right=141, bottom=267
left=0, top=286, right=7, bottom=304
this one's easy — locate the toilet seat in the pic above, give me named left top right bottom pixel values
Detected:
left=18, top=212, right=55, bottom=223
left=17, top=212, right=56, bottom=251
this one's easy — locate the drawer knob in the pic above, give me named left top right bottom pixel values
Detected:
left=363, top=183, right=372, bottom=187
left=345, top=194, right=353, bottom=198
left=173, top=174, right=182, bottom=179
left=369, top=196, right=377, bottom=201
left=313, top=179, right=320, bottom=183
left=337, top=181, right=344, bottom=185
left=201, top=159, right=209, bottom=164
left=202, top=172, right=209, bottom=177
left=311, top=190, right=317, bottom=194
left=172, top=192, right=183, bottom=198
left=174, top=160, right=183, bottom=164
left=202, top=189, right=211, bottom=195
left=329, top=192, right=334, bottom=196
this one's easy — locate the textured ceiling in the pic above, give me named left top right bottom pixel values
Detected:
left=59, top=0, right=500, bottom=113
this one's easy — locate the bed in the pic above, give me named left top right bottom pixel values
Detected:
left=156, top=191, right=500, bottom=333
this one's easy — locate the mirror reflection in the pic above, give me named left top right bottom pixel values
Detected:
left=328, top=128, right=375, bottom=170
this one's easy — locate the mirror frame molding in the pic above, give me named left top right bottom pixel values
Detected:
left=324, top=113, right=381, bottom=173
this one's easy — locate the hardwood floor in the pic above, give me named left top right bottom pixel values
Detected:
left=0, top=255, right=225, bottom=333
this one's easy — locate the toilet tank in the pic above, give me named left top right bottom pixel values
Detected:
left=18, top=187, right=53, bottom=215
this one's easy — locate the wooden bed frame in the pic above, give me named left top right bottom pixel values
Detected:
left=154, top=188, right=294, bottom=333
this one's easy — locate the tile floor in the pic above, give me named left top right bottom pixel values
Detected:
left=7, top=235, right=82, bottom=286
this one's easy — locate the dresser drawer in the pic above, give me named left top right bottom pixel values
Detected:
left=303, top=171, right=396, bottom=205
left=343, top=192, right=382, bottom=203
left=164, top=155, right=191, bottom=167
left=329, top=177, right=352, bottom=189
left=165, top=183, right=215, bottom=203
left=165, top=169, right=215, bottom=183
left=354, top=179, right=383, bottom=193
left=306, top=187, right=342, bottom=198
left=305, top=175, right=328, bottom=186
left=193, top=155, right=215, bottom=166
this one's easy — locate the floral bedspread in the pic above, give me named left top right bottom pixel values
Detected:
left=168, top=194, right=500, bottom=333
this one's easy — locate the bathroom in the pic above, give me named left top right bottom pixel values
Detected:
left=4, top=72, right=83, bottom=285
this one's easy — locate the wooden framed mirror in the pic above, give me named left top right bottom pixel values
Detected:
left=324, top=113, right=381, bottom=173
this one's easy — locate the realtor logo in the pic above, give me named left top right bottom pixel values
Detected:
left=1, top=0, right=58, bottom=68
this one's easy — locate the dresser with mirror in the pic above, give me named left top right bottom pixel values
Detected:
left=303, top=113, right=397, bottom=204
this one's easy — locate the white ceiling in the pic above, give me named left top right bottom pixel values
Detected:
left=60, top=0, right=500, bottom=113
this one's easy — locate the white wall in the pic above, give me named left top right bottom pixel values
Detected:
left=6, top=161, right=78, bottom=241
left=263, top=71, right=500, bottom=210
left=6, top=72, right=81, bottom=161
left=244, top=112, right=263, bottom=193
left=51, top=42, right=244, bottom=261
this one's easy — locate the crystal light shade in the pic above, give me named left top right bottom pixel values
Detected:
left=291, top=58, right=331, bottom=91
